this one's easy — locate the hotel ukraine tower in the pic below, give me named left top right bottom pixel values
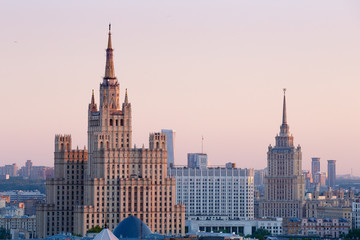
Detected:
left=260, top=90, right=305, bottom=218
left=37, top=26, right=185, bottom=237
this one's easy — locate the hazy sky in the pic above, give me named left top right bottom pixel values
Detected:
left=1, top=1, right=360, bottom=175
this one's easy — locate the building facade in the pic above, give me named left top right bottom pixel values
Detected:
left=254, top=169, right=265, bottom=187
left=37, top=26, right=185, bottom=238
left=187, top=153, right=208, bottom=169
left=327, top=160, right=336, bottom=188
left=0, top=164, right=17, bottom=177
left=0, top=191, right=45, bottom=203
left=301, top=218, right=350, bottom=238
left=0, top=215, right=36, bottom=239
left=352, top=199, right=360, bottom=229
left=260, top=90, right=305, bottom=218
left=303, top=188, right=354, bottom=224
left=168, top=162, right=254, bottom=221
left=186, top=218, right=282, bottom=236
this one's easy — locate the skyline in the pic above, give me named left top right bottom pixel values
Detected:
left=1, top=1, right=360, bottom=174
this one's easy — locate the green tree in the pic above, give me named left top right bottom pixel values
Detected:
left=0, top=227, right=11, bottom=239
left=0, top=177, right=45, bottom=193
left=345, top=229, right=360, bottom=239
left=87, top=225, right=103, bottom=233
left=251, top=228, right=271, bottom=240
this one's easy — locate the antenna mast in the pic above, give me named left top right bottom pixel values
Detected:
left=201, top=136, right=204, bottom=153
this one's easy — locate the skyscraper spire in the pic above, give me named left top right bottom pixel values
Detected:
left=107, top=24, right=112, bottom=49
left=104, top=24, right=115, bottom=80
left=124, top=88, right=128, bottom=104
left=282, top=88, right=287, bottom=125
left=91, top=89, right=95, bottom=105
left=279, top=88, right=290, bottom=136
left=89, top=89, right=97, bottom=112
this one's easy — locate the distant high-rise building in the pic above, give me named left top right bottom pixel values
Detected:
left=187, top=153, right=208, bottom=169
left=260, top=90, right=305, bottom=218
left=25, top=160, right=32, bottom=177
left=313, top=172, right=326, bottom=188
left=327, top=160, right=336, bottom=188
left=311, top=158, right=320, bottom=176
left=36, top=26, right=185, bottom=238
left=254, top=169, right=265, bottom=187
left=0, top=164, right=18, bottom=177
left=161, top=129, right=175, bottom=168
left=303, top=170, right=312, bottom=192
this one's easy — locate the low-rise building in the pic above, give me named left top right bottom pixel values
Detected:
left=0, top=206, right=24, bottom=217
left=0, top=215, right=36, bottom=239
left=24, top=199, right=44, bottom=216
left=0, top=190, right=45, bottom=202
left=304, top=188, right=354, bottom=224
left=282, top=218, right=301, bottom=235
left=186, top=218, right=282, bottom=236
left=316, top=206, right=352, bottom=223
left=301, top=218, right=349, bottom=238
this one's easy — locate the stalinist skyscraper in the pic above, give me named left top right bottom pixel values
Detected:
left=37, top=26, right=185, bottom=238
left=260, top=90, right=305, bottom=218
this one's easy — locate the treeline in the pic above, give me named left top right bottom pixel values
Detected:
left=0, top=177, right=45, bottom=193
left=0, top=227, right=11, bottom=239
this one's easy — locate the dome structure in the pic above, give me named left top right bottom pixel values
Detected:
left=113, top=216, right=152, bottom=239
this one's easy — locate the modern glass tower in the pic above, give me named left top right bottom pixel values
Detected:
left=327, top=160, right=336, bottom=188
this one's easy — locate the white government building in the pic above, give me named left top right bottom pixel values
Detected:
left=168, top=154, right=254, bottom=221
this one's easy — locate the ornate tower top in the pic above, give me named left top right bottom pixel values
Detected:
left=273, top=88, right=294, bottom=148
left=280, top=88, right=290, bottom=137
left=282, top=88, right=287, bottom=124
left=89, top=89, right=97, bottom=112
left=104, top=23, right=116, bottom=83
left=124, top=88, right=128, bottom=104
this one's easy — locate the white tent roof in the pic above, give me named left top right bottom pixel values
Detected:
left=94, top=229, right=119, bottom=240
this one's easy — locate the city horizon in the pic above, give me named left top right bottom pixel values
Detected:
left=1, top=1, right=360, bottom=175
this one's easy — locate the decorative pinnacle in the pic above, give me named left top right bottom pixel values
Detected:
left=107, top=24, right=112, bottom=49
left=91, top=89, right=95, bottom=104
left=104, top=24, right=115, bottom=79
left=282, top=88, right=287, bottom=125
left=124, top=88, right=128, bottom=104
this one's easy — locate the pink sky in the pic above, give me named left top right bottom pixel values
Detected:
left=0, top=1, right=359, bottom=175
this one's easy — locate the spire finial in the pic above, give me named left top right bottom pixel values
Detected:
left=124, top=88, right=129, bottom=104
left=282, top=88, right=287, bottom=125
left=91, top=89, right=95, bottom=104
left=90, top=89, right=97, bottom=112
left=107, top=24, right=112, bottom=49
left=104, top=25, right=115, bottom=79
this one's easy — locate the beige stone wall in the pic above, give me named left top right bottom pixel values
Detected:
left=74, top=146, right=184, bottom=236
left=36, top=136, right=88, bottom=238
